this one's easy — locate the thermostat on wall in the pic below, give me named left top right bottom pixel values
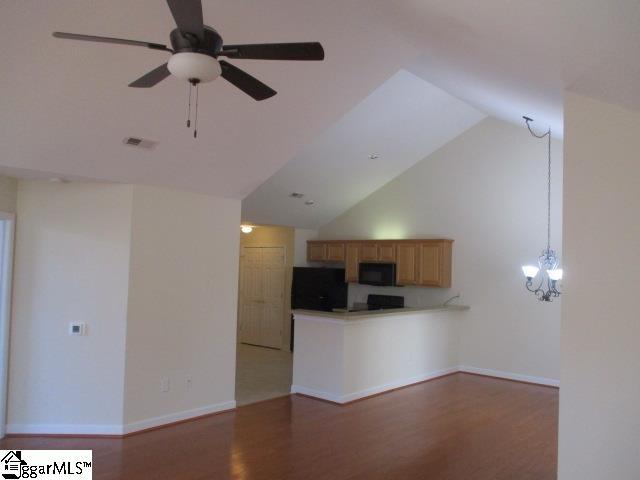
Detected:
left=69, top=322, right=86, bottom=336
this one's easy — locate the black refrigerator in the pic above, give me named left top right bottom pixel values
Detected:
left=290, top=267, right=348, bottom=350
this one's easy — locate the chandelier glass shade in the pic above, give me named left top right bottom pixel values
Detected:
left=521, top=117, right=562, bottom=302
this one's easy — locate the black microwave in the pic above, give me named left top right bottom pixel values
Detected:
left=358, top=263, right=396, bottom=286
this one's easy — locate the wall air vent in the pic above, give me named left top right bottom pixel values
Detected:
left=123, top=137, right=157, bottom=149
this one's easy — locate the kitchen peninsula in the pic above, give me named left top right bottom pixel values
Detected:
left=291, top=305, right=469, bottom=404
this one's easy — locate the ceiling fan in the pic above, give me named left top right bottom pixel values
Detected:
left=53, top=0, right=324, bottom=100
left=53, top=0, right=324, bottom=136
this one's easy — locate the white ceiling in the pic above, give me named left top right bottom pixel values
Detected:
left=2, top=0, right=640, bottom=217
left=242, top=70, right=486, bottom=228
left=378, top=0, right=640, bottom=135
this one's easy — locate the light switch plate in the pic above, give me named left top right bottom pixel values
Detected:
left=69, top=322, right=86, bottom=336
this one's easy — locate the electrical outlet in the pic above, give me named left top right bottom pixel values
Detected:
left=185, top=375, right=192, bottom=389
left=160, top=377, right=170, bottom=393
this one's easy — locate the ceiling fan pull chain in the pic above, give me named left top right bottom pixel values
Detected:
left=194, top=83, right=199, bottom=139
left=186, top=83, right=192, bottom=128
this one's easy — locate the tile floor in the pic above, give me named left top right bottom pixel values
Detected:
left=235, top=343, right=293, bottom=406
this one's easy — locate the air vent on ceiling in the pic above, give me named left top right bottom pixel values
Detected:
left=123, top=137, right=157, bottom=149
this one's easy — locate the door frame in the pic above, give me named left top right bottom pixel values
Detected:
left=0, top=212, right=15, bottom=438
left=238, top=245, right=288, bottom=350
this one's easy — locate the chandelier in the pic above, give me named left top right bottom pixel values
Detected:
left=521, top=116, right=562, bottom=302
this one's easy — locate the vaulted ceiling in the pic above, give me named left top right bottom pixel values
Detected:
left=242, top=70, right=486, bottom=228
left=2, top=1, right=639, bottom=226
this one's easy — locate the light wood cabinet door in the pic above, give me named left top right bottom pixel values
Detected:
left=345, top=244, right=360, bottom=282
left=360, top=243, right=378, bottom=262
left=417, top=241, right=452, bottom=287
left=396, top=243, right=418, bottom=285
left=307, top=242, right=327, bottom=262
left=326, top=243, right=345, bottom=262
left=378, top=244, right=396, bottom=262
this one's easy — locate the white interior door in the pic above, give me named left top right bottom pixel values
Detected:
left=239, top=247, right=263, bottom=346
left=260, top=247, right=285, bottom=348
left=239, top=246, right=285, bottom=348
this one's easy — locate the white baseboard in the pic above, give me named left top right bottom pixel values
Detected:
left=292, top=365, right=558, bottom=404
left=122, top=400, right=236, bottom=435
left=340, top=367, right=459, bottom=403
left=292, top=366, right=459, bottom=404
left=290, top=385, right=343, bottom=403
left=6, top=400, right=237, bottom=436
left=458, top=366, right=560, bottom=387
left=6, top=423, right=124, bottom=436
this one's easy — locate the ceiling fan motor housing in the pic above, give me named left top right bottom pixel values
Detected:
left=168, top=27, right=223, bottom=83
left=169, top=26, right=223, bottom=56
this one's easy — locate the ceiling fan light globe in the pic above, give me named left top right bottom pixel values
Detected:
left=168, top=52, right=221, bottom=83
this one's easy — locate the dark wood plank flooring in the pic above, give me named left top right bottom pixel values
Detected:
left=0, top=373, right=558, bottom=479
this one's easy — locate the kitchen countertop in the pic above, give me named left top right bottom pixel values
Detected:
left=292, top=304, right=470, bottom=321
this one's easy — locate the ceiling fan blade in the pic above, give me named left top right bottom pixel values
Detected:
left=52, top=32, right=170, bottom=51
left=220, top=42, right=324, bottom=61
left=128, top=63, right=171, bottom=88
left=219, top=61, right=276, bottom=101
left=166, top=0, right=204, bottom=41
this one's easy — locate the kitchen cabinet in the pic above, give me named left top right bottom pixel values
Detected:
left=396, top=243, right=419, bottom=285
left=378, top=244, right=396, bottom=262
left=307, top=238, right=453, bottom=288
left=307, top=242, right=327, bottom=262
left=360, top=243, right=378, bottom=262
left=345, top=244, right=360, bottom=282
left=326, top=243, right=345, bottom=262
left=418, top=241, right=452, bottom=287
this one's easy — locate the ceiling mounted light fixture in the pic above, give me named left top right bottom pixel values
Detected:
left=52, top=0, right=325, bottom=139
left=521, top=116, right=562, bottom=302
left=240, top=225, right=253, bottom=234
left=369, top=153, right=380, bottom=160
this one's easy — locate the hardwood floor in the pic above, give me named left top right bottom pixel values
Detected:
left=0, top=373, right=558, bottom=479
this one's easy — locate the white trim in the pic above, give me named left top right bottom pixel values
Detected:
left=292, top=366, right=459, bottom=404
left=122, top=400, right=236, bottom=435
left=340, top=367, right=459, bottom=402
left=6, top=401, right=237, bottom=436
left=292, top=366, right=559, bottom=404
left=0, top=214, right=15, bottom=438
left=290, top=385, right=343, bottom=403
left=458, top=366, right=560, bottom=387
left=6, top=423, right=124, bottom=436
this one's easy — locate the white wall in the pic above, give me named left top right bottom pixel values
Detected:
left=319, top=118, right=562, bottom=383
left=8, top=181, right=241, bottom=434
left=0, top=176, right=17, bottom=213
left=8, top=181, right=133, bottom=434
left=558, top=93, right=640, bottom=479
left=293, top=228, right=318, bottom=267
left=292, top=310, right=461, bottom=403
left=123, top=186, right=240, bottom=431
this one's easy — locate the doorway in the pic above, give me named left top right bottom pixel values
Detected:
left=0, top=213, right=15, bottom=438
left=235, top=226, right=295, bottom=406
left=238, top=246, right=286, bottom=348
